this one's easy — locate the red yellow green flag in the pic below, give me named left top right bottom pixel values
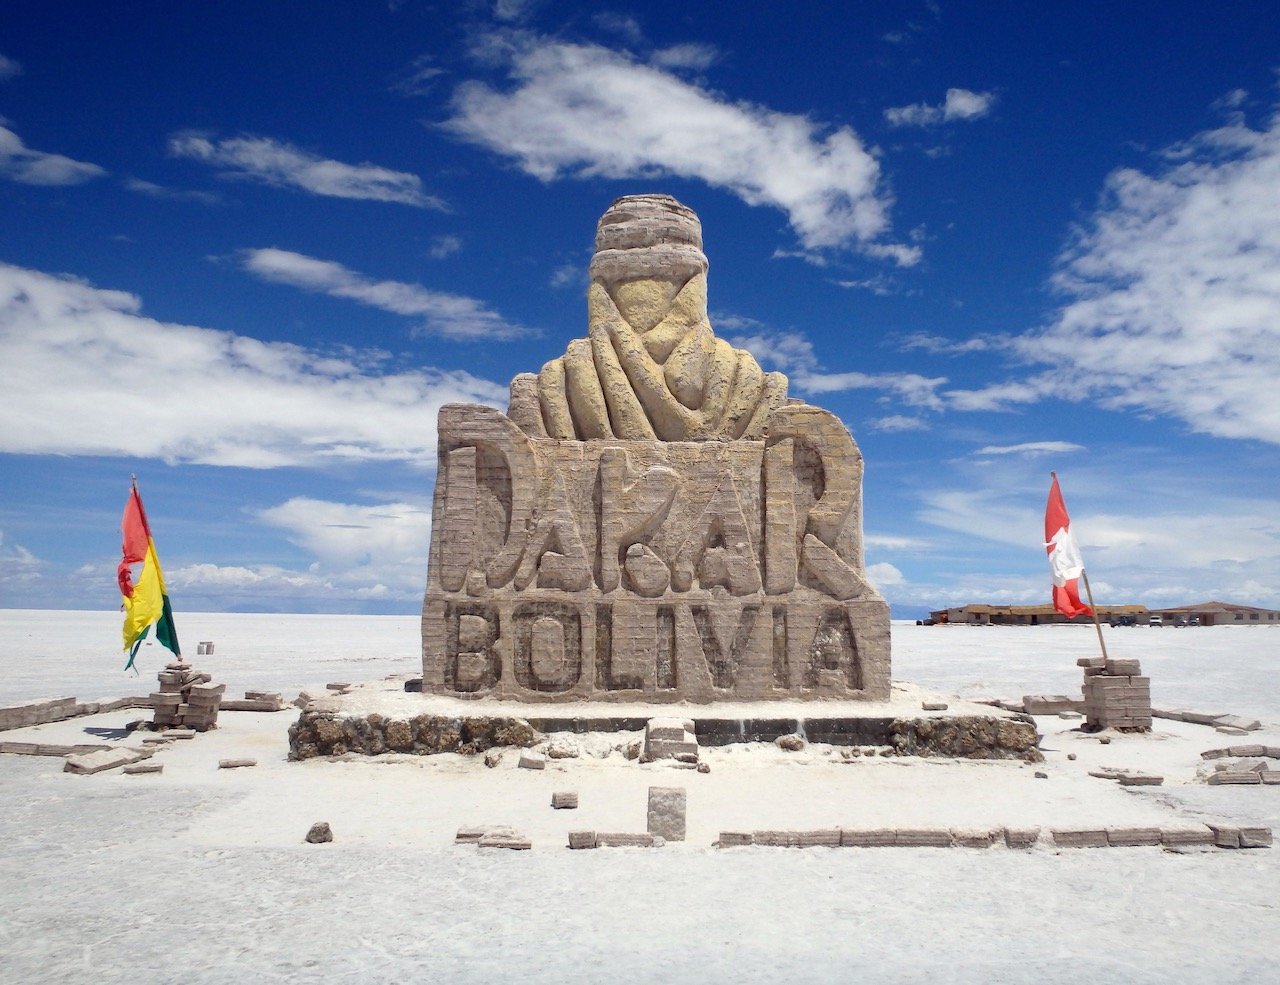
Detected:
left=118, top=483, right=180, bottom=669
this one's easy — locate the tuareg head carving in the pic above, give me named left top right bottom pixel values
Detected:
left=508, top=194, right=789, bottom=442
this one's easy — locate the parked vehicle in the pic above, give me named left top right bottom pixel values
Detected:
left=1148, top=615, right=1163, bottom=627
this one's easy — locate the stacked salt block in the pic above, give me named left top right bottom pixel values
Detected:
left=151, top=662, right=224, bottom=731
left=1079, top=656, right=1151, bottom=731
left=642, top=718, right=698, bottom=763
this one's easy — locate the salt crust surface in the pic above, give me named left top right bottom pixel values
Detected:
left=1, top=613, right=1278, bottom=984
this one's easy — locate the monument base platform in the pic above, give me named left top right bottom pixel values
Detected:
left=288, top=679, right=1041, bottom=762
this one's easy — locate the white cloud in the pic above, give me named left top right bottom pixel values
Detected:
left=868, top=415, right=930, bottom=432
left=0, top=531, right=43, bottom=586
left=899, top=332, right=993, bottom=355
left=165, top=497, right=434, bottom=605
left=168, top=132, right=445, bottom=208
left=1001, top=104, right=1280, bottom=444
left=866, top=561, right=905, bottom=587
left=0, top=262, right=506, bottom=468
left=0, top=54, right=22, bottom=81
left=727, top=330, right=819, bottom=373
left=124, top=178, right=220, bottom=204
left=796, top=369, right=946, bottom=409
left=428, top=235, right=462, bottom=259
left=729, top=327, right=944, bottom=409
left=975, top=441, right=1085, bottom=457
left=258, top=497, right=431, bottom=570
left=239, top=248, right=530, bottom=340
left=651, top=43, right=718, bottom=71
left=393, top=55, right=446, bottom=96
left=0, top=124, right=105, bottom=186
left=549, top=263, right=581, bottom=288
left=884, top=88, right=996, bottom=128
left=445, top=35, right=913, bottom=258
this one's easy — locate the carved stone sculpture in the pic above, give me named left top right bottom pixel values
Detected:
left=422, top=194, right=891, bottom=703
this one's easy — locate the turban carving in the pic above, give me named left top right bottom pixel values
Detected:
left=508, top=194, right=789, bottom=442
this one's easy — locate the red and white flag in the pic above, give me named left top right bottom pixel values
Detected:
left=1044, top=473, right=1092, bottom=618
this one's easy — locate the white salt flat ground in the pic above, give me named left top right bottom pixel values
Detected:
left=1, top=612, right=1278, bottom=984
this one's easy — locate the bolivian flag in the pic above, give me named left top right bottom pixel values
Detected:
left=119, top=483, right=180, bottom=669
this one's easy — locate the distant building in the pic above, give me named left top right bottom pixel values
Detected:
left=926, top=604, right=1149, bottom=626
left=925, top=600, right=1279, bottom=626
left=1148, top=601, right=1280, bottom=626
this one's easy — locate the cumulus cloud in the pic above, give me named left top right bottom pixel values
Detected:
left=0, top=124, right=105, bottom=185
left=885, top=88, right=996, bottom=128
left=0, top=531, right=43, bottom=586
left=0, top=262, right=506, bottom=468
left=445, top=35, right=913, bottom=258
left=730, top=327, right=945, bottom=409
left=975, top=104, right=1280, bottom=445
left=239, top=248, right=530, bottom=340
left=168, top=132, right=445, bottom=208
left=976, top=441, right=1085, bottom=457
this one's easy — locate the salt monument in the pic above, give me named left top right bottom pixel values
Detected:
left=422, top=194, right=890, bottom=703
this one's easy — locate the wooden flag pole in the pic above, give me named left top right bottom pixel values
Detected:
left=1080, top=569, right=1109, bottom=662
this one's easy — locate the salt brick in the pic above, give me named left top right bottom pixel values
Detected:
left=1239, top=827, right=1273, bottom=848
left=567, top=831, right=597, bottom=850
left=1226, top=744, right=1266, bottom=757
left=1161, top=827, right=1214, bottom=846
left=1209, top=825, right=1241, bottom=848
left=794, top=829, right=841, bottom=847
left=952, top=829, right=996, bottom=848
left=895, top=829, right=952, bottom=847
left=716, top=832, right=754, bottom=848
left=1106, top=827, right=1162, bottom=847
left=1214, top=715, right=1262, bottom=732
left=840, top=829, right=897, bottom=847
left=1052, top=829, right=1109, bottom=848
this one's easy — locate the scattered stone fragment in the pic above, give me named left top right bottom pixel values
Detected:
left=1160, top=827, right=1214, bottom=847
left=218, top=758, right=257, bottom=769
left=1058, top=711, right=1082, bottom=720
left=1181, top=711, right=1228, bottom=725
left=305, top=822, right=333, bottom=844
left=1200, top=748, right=1230, bottom=760
left=775, top=734, right=805, bottom=752
left=1237, top=759, right=1269, bottom=773
left=123, top=763, right=163, bottom=775
left=696, top=762, right=711, bottom=774
left=1106, top=827, right=1162, bottom=847
left=455, top=826, right=488, bottom=844
left=1003, top=827, right=1041, bottom=849
left=551, top=791, right=578, bottom=810
left=1117, top=774, right=1164, bottom=786
left=162, top=728, right=196, bottom=740
left=1034, top=771, right=1048, bottom=779
left=546, top=738, right=580, bottom=759
left=1239, top=827, right=1273, bottom=848
left=478, top=831, right=532, bottom=850
left=140, top=736, right=170, bottom=746
left=1208, top=771, right=1261, bottom=785
left=518, top=752, right=546, bottom=770
left=1267, top=746, right=1280, bottom=759
left=1261, top=772, right=1280, bottom=785
left=567, top=831, right=597, bottom=850
left=1098, top=737, right=1111, bottom=744
left=483, top=749, right=503, bottom=768
left=1214, top=715, right=1262, bottom=732
left=1052, top=829, right=1109, bottom=848
left=1226, top=744, right=1266, bottom=757
left=325, top=683, right=351, bottom=691
left=647, top=786, right=687, bottom=842
left=921, top=702, right=948, bottom=712
left=63, top=748, right=149, bottom=775
left=596, top=832, right=659, bottom=848
left=1067, top=753, right=1077, bottom=761
left=952, top=829, right=996, bottom=848
left=1209, top=824, right=1241, bottom=848
left=643, top=718, right=698, bottom=763
left=1215, top=725, right=1248, bottom=735
left=1023, top=695, right=1076, bottom=715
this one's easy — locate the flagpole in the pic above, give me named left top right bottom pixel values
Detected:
left=1080, top=569, right=1109, bottom=662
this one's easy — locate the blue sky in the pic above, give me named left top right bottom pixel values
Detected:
left=2, top=1, right=1279, bottom=619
